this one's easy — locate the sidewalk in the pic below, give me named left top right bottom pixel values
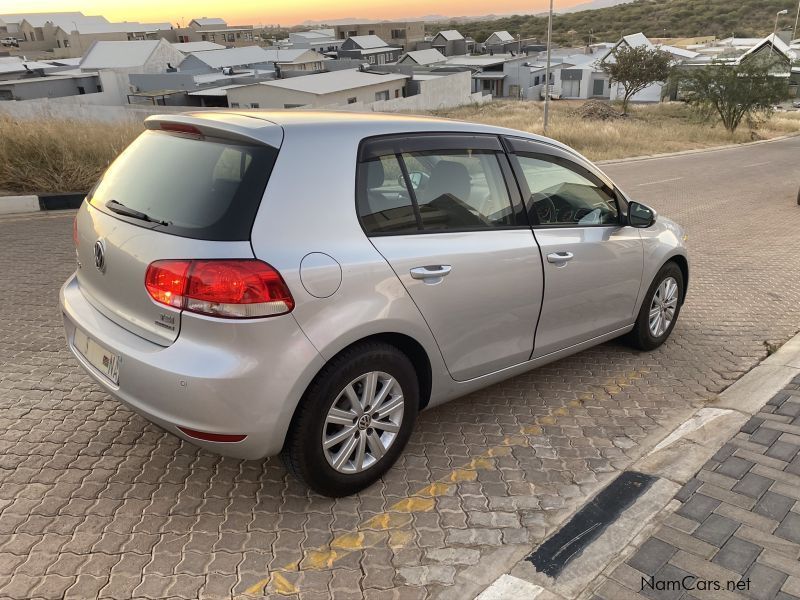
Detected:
left=474, top=333, right=800, bottom=600
left=596, top=378, right=800, bottom=600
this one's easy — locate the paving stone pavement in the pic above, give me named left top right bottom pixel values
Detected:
left=594, top=378, right=800, bottom=600
left=0, top=137, right=799, bottom=599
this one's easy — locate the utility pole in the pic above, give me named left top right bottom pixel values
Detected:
left=793, top=0, right=800, bottom=43
left=543, top=0, right=554, bottom=135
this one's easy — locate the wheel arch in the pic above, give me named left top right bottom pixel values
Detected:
left=666, top=254, right=689, bottom=302
left=299, top=332, right=434, bottom=414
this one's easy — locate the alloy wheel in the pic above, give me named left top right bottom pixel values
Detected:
left=322, top=371, right=405, bottom=474
left=648, top=276, right=679, bottom=338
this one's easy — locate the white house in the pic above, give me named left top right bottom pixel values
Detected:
left=226, top=68, right=409, bottom=109
left=600, top=32, right=700, bottom=103
left=79, top=38, right=184, bottom=104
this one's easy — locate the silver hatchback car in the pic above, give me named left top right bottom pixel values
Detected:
left=61, top=111, right=688, bottom=496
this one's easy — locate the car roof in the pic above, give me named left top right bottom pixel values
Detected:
left=179, top=109, right=571, bottom=152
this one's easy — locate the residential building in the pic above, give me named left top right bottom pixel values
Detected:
left=78, top=39, right=185, bottom=104
left=288, top=30, right=343, bottom=54
left=226, top=68, right=409, bottom=108
left=338, top=35, right=402, bottom=65
left=178, top=46, right=316, bottom=74
left=675, top=34, right=796, bottom=99
left=430, top=30, right=469, bottom=56
left=51, top=22, right=176, bottom=58
left=174, top=17, right=260, bottom=48
left=398, top=49, right=448, bottom=67
left=443, top=53, right=532, bottom=97
left=334, top=22, right=424, bottom=50
left=0, top=12, right=108, bottom=51
left=188, top=18, right=226, bottom=29
left=0, top=72, right=102, bottom=101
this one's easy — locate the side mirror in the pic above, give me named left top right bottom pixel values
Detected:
left=628, top=201, right=657, bottom=228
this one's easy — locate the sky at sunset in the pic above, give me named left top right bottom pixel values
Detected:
left=4, top=1, right=585, bottom=26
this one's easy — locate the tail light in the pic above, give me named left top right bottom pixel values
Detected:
left=145, top=259, right=294, bottom=319
left=72, top=216, right=78, bottom=248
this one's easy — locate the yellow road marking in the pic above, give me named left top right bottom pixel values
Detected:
left=242, top=367, right=650, bottom=597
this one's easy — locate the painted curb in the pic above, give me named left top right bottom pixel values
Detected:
left=596, top=132, right=800, bottom=166
left=0, top=192, right=85, bottom=216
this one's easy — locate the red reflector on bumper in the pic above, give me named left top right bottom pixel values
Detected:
left=177, top=427, right=247, bottom=443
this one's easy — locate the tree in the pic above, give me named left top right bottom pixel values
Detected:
left=678, top=58, right=789, bottom=133
left=602, top=45, right=674, bottom=114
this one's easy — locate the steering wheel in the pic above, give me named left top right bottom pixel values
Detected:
left=533, top=195, right=557, bottom=224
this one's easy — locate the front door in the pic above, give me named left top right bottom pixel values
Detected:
left=356, top=134, right=543, bottom=381
left=506, top=137, right=644, bottom=357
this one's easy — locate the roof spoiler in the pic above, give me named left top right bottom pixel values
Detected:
left=144, top=113, right=283, bottom=148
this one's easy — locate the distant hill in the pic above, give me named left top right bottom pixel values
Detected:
left=432, top=0, right=800, bottom=45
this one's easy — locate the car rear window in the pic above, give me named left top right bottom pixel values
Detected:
left=89, top=130, right=278, bottom=241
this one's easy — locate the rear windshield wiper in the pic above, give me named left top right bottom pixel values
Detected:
left=106, top=199, right=171, bottom=227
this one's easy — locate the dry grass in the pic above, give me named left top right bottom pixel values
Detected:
left=1, top=101, right=798, bottom=193
left=430, top=101, right=800, bottom=161
left=0, top=116, right=141, bottom=194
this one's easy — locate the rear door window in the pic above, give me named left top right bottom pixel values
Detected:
left=89, top=130, right=278, bottom=241
left=356, top=135, right=521, bottom=235
left=401, top=150, right=515, bottom=231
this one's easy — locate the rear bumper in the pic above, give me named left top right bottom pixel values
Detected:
left=60, top=273, right=325, bottom=459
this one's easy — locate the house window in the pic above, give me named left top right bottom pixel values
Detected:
left=230, top=102, right=240, bottom=107
left=227, top=33, right=235, bottom=42
left=375, top=90, right=390, bottom=101
left=368, top=30, right=375, bottom=35
left=395, top=89, right=400, bottom=98
left=534, top=75, right=540, bottom=85
left=201, top=34, right=208, bottom=41
left=391, top=29, right=406, bottom=39
left=244, top=32, right=252, bottom=40
left=57, top=39, right=61, bottom=47
left=63, top=39, right=70, bottom=47
left=250, top=103, right=260, bottom=108
left=77, top=86, right=85, bottom=95
left=347, top=97, right=357, bottom=104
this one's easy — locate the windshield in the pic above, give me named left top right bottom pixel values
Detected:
left=89, top=130, right=278, bottom=241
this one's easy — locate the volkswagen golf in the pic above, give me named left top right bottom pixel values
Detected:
left=61, top=111, right=688, bottom=497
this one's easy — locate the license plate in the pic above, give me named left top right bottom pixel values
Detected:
left=74, top=329, right=120, bottom=385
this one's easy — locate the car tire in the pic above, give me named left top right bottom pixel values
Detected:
left=281, top=342, right=419, bottom=497
left=626, top=261, right=684, bottom=351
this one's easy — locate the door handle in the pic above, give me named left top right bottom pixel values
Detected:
left=410, top=265, right=452, bottom=281
left=547, top=252, right=574, bottom=264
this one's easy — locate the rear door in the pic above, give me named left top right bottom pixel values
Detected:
left=76, top=119, right=281, bottom=345
left=357, top=134, right=544, bottom=382
left=505, top=137, right=643, bottom=357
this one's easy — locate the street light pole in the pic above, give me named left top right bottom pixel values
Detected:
left=773, top=9, right=789, bottom=56
left=793, top=0, right=800, bottom=43
left=543, top=0, right=554, bottom=135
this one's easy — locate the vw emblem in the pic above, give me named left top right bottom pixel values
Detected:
left=94, top=240, right=106, bottom=272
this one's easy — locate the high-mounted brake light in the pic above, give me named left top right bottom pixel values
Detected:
left=159, top=122, right=203, bottom=137
left=145, top=259, right=294, bottom=319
